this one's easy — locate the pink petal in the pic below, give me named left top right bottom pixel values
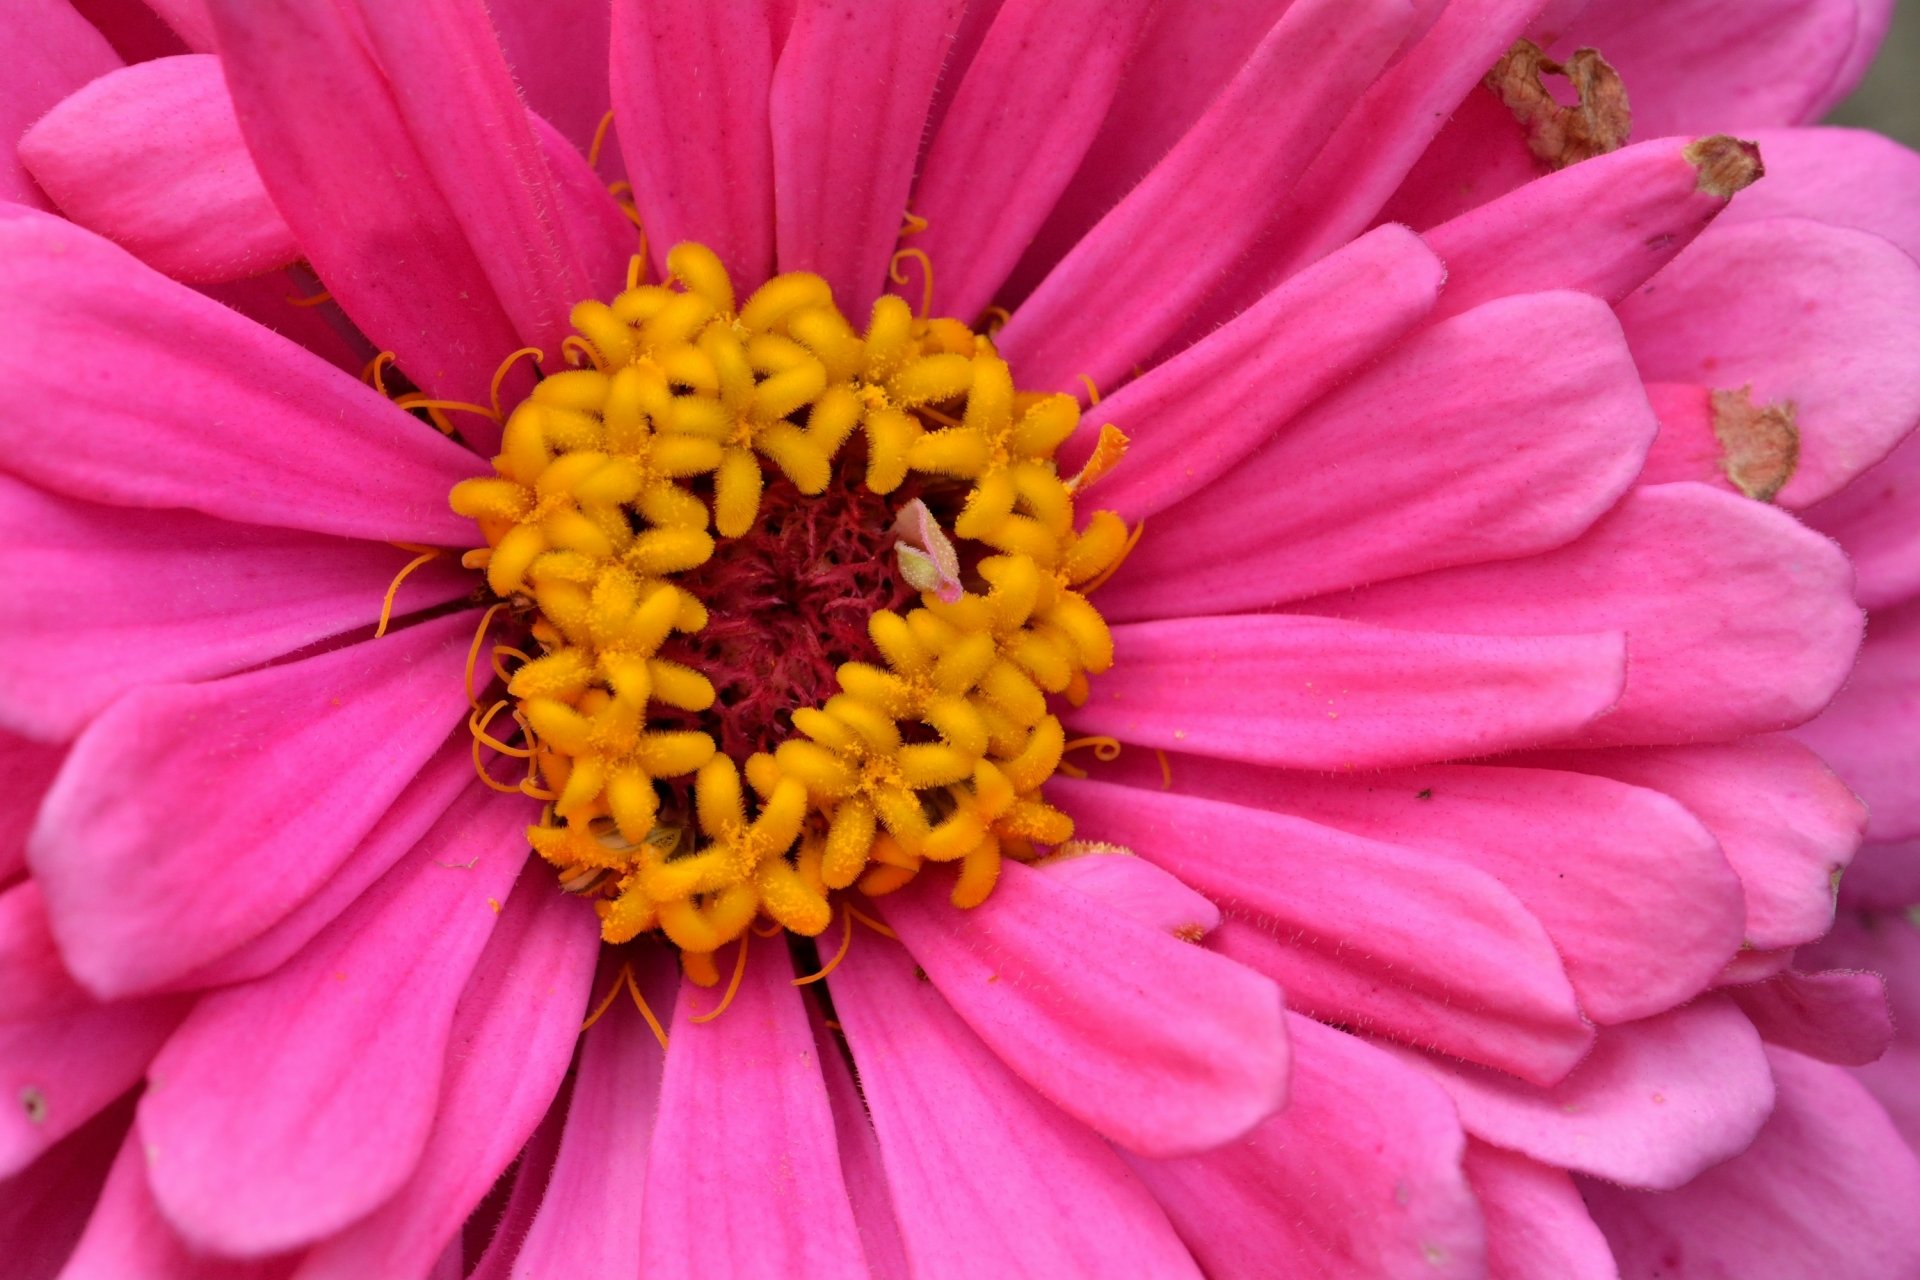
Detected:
left=1101, top=290, right=1654, bottom=615
left=0, top=1095, right=131, bottom=1280
left=809, top=994, right=909, bottom=1280
left=1584, top=1046, right=1920, bottom=1280
left=1404, top=995, right=1774, bottom=1190
left=19, top=55, right=296, bottom=283
left=1729, top=969, right=1892, bottom=1067
left=1423, top=135, right=1757, bottom=322
left=30, top=612, right=478, bottom=997
left=193, top=269, right=369, bottom=376
left=1805, top=907, right=1920, bottom=1148
left=907, top=0, right=1153, bottom=322
left=1053, top=778, right=1592, bottom=1084
left=74, top=0, right=193, bottom=61
left=1530, top=737, right=1864, bottom=952
left=878, top=858, right=1290, bottom=1157
left=1806, top=429, right=1920, bottom=612
left=1129, top=1015, right=1485, bottom=1279
left=1082, top=223, right=1445, bottom=520
left=610, top=0, right=779, bottom=286
left=1717, top=127, right=1920, bottom=264
left=1375, top=86, right=1553, bottom=233
left=1556, top=0, right=1859, bottom=134
left=1071, top=615, right=1626, bottom=770
left=137, top=794, right=530, bottom=1256
left=505, top=953, right=672, bottom=1278
left=142, top=0, right=213, bottom=50
left=1836, top=837, right=1920, bottom=913
left=0, top=0, right=120, bottom=210
left=1793, top=596, right=1920, bottom=841
left=0, top=994, right=186, bottom=1178
left=529, top=110, right=639, bottom=306
left=1324, top=483, right=1863, bottom=746
left=1138, top=755, right=1744, bottom=1024
left=640, top=942, right=867, bottom=1277
left=996, top=0, right=1415, bottom=393
left=769, top=0, right=965, bottom=314
left=0, top=209, right=485, bottom=544
left=1462, top=1142, right=1616, bottom=1280
left=0, top=477, right=471, bottom=742
left=831, top=926, right=1200, bottom=1278
left=0, top=730, right=63, bottom=884
left=1617, top=218, right=1920, bottom=508
left=463, top=1098, right=568, bottom=1280
left=1036, top=850, right=1220, bottom=940
left=0, top=882, right=87, bottom=1023
left=204, top=0, right=522, bottom=405
left=490, top=0, right=614, bottom=154
left=297, top=882, right=600, bottom=1280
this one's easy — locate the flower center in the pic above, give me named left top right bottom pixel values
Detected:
left=449, top=242, right=1134, bottom=973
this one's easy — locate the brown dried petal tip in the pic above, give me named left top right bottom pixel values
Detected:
left=1711, top=385, right=1800, bottom=503
left=1486, top=39, right=1632, bottom=170
left=1685, top=135, right=1766, bottom=198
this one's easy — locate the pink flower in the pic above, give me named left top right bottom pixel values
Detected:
left=2, top=1, right=1917, bottom=1277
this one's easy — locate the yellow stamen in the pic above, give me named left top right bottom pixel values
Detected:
left=889, top=247, right=935, bottom=319
left=286, top=286, right=332, bottom=308
left=588, top=108, right=617, bottom=172
left=792, top=907, right=856, bottom=986
left=374, top=547, right=442, bottom=638
left=688, top=932, right=751, bottom=1024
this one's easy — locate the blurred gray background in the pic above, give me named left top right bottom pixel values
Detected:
left=1834, top=2, right=1920, bottom=144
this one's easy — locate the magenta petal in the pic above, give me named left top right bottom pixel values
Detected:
left=0, top=1096, right=132, bottom=1280
left=1408, top=996, right=1774, bottom=1190
left=1730, top=969, right=1893, bottom=1067
left=769, top=0, right=965, bottom=314
left=1102, top=290, right=1654, bottom=615
left=908, top=0, right=1153, bottom=322
left=1584, top=1046, right=1920, bottom=1280
left=0, top=882, right=87, bottom=1023
left=610, top=0, right=778, bottom=286
left=0, top=994, right=186, bottom=1178
left=0, top=0, right=120, bottom=210
left=1718, top=127, right=1920, bottom=264
left=997, top=0, right=1414, bottom=393
left=879, top=858, right=1290, bottom=1157
left=20, top=55, right=296, bottom=284
left=1462, top=1143, right=1616, bottom=1280
left=1327, top=483, right=1863, bottom=746
left=489, top=0, right=614, bottom=153
left=1085, top=224, right=1444, bottom=520
left=1808, top=430, right=1920, bottom=612
left=1054, top=778, right=1591, bottom=1084
left=463, top=1101, right=568, bottom=1280
left=30, top=612, right=477, bottom=997
left=204, top=0, right=521, bottom=405
left=137, top=794, right=530, bottom=1256
left=1129, top=1016, right=1484, bottom=1280
left=295, top=881, right=599, bottom=1280
left=1794, top=597, right=1920, bottom=841
left=831, top=927, right=1200, bottom=1278
left=1618, top=218, right=1920, bottom=508
left=0, top=210, right=484, bottom=544
left=640, top=944, right=867, bottom=1276
left=1037, top=851, right=1220, bottom=940
left=0, top=478, right=471, bottom=742
left=810, top=996, right=908, bottom=1280
left=1806, top=908, right=1920, bottom=1148
left=0, top=730, right=63, bottom=884
left=1073, top=615, right=1625, bottom=770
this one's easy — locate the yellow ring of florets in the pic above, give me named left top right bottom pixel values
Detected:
left=448, top=242, right=1133, bottom=973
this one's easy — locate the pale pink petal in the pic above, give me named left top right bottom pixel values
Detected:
left=1793, top=597, right=1920, bottom=841
left=57, top=1131, right=288, bottom=1280
left=19, top=55, right=297, bottom=283
left=0, top=995, right=185, bottom=1178
left=997, top=0, right=1415, bottom=393
left=1530, top=737, right=1864, bottom=952
left=0, top=0, right=119, bottom=209
left=1081, top=224, right=1445, bottom=520
left=1584, top=1046, right=1920, bottom=1280
left=1717, top=127, right=1920, bottom=264
left=907, top=0, right=1153, bottom=322
left=1136, top=755, right=1744, bottom=1025
left=297, top=883, right=600, bottom=1280
left=1729, top=969, right=1892, bottom=1067
left=878, top=858, right=1290, bottom=1157
left=0, top=882, right=87, bottom=1023
left=1129, top=1015, right=1484, bottom=1279
left=137, top=798, right=530, bottom=1256
left=0, top=730, right=63, bottom=884
left=640, top=943, right=867, bottom=1277
left=769, top=0, right=965, bottom=314
left=808, top=994, right=908, bottom=1280
left=30, top=612, right=478, bottom=997
left=1617, top=218, right=1920, bottom=507
left=0, top=1095, right=130, bottom=1280
left=1805, top=907, right=1920, bottom=1148
left=1806, top=430, right=1920, bottom=612
left=1036, top=850, right=1220, bottom=940
left=1053, top=778, right=1592, bottom=1084
left=1324, top=483, right=1862, bottom=746
left=1462, top=1142, right=1616, bottom=1280
left=504, top=952, right=672, bottom=1278
left=1404, top=996, right=1774, bottom=1191
left=831, top=927, right=1200, bottom=1278
left=1423, top=136, right=1757, bottom=322
left=1071, top=615, right=1626, bottom=770
left=0, top=209, right=485, bottom=544
left=1101, top=290, right=1654, bottom=614
left=1556, top=0, right=1859, bottom=134
left=610, top=0, right=779, bottom=286
left=204, top=0, right=521, bottom=405
left=489, top=0, right=614, bottom=153
left=0, top=478, right=471, bottom=742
